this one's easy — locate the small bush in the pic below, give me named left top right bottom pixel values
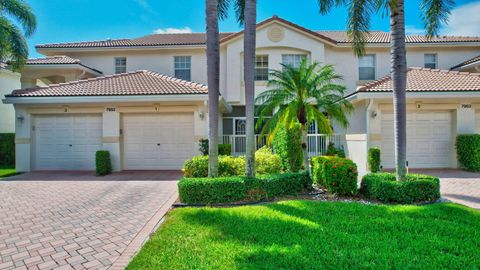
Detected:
left=336, top=146, right=346, bottom=158
left=273, top=123, right=303, bottom=172
left=198, top=139, right=232, bottom=156
left=326, top=142, right=337, bottom=156
left=183, top=155, right=245, bottom=177
left=321, top=156, right=358, bottom=196
left=456, top=134, right=480, bottom=171
left=95, top=150, right=112, bottom=176
left=255, top=146, right=281, bottom=174
left=0, top=133, right=15, bottom=166
left=368, top=147, right=381, bottom=173
left=360, top=173, right=440, bottom=204
left=311, top=156, right=330, bottom=186
left=178, top=172, right=312, bottom=204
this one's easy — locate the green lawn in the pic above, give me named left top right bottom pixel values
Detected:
left=0, top=166, right=16, bottom=178
left=127, top=200, right=480, bottom=270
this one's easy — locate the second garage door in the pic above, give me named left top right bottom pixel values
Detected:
left=122, top=113, right=196, bottom=170
left=381, top=111, right=453, bottom=168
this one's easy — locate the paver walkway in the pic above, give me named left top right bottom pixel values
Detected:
left=0, top=171, right=180, bottom=270
left=413, top=169, right=480, bottom=210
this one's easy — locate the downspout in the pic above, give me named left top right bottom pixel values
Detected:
left=366, top=98, right=373, bottom=149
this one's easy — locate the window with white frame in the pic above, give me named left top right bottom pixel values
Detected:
left=174, top=56, right=191, bottom=81
left=358, top=54, right=376, bottom=80
left=114, top=57, right=127, bottom=74
left=282, top=54, right=307, bottom=68
left=424, top=54, right=437, bottom=69
left=254, top=55, right=269, bottom=81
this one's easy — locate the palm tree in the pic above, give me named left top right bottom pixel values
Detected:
left=255, top=59, right=352, bottom=169
left=243, top=0, right=256, bottom=178
left=317, top=0, right=453, bottom=180
left=0, top=0, right=36, bottom=70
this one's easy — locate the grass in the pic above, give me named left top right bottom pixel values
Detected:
left=0, top=166, right=16, bottom=178
left=127, top=200, right=480, bottom=270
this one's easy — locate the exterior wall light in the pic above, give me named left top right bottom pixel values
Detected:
left=371, top=110, right=377, bottom=119
left=16, top=115, right=24, bottom=123
left=198, top=111, right=205, bottom=120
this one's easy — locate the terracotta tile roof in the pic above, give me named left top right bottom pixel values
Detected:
left=26, top=55, right=81, bottom=65
left=318, top=31, right=480, bottom=43
left=356, top=68, right=480, bottom=94
left=8, top=70, right=208, bottom=97
left=36, top=33, right=234, bottom=49
left=450, top=55, right=480, bottom=70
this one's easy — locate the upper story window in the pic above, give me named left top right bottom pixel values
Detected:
left=254, top=55, right=269, bottom=81
left=174, top=56, right=191, bottom=81
left=114, top=57, right=127, bottom=74
left=424, top=54, right=437, bottom=69
left=358, top=54, right=376, bottom=80
left=282, top=54, right=307, bottom=68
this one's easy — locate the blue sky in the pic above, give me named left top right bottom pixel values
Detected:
left=27, top=0, right=480, bottom=57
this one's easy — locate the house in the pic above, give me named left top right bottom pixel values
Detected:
left=2, top=16, right=480, bottom=175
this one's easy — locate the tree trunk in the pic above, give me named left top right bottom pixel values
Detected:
left=206, top=0, right=219, bottom=177
left=244, top=0, right=256, bottom=178
left=390, top=0, right=407, bottom=181
left=302, top=123, right=309, bottom=171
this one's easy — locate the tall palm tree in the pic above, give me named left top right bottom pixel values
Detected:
left=0, top=0, right=36, bottom=70
left=243, top=0, right=256, bottom=178
left=205, top=0, right=220, bottom=177
left=256, top=59, right=352, bottom=169
left=317, top=0, right=453, bottom=180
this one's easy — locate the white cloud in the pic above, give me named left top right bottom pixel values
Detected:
left=153, top=27, right=193, bottom=34
left=405, top=25, right=425, bottom=35
left=441, top=2, right=480, bottom=36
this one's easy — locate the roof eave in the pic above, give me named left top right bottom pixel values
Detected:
left=347, top=91, right=480, bottom=100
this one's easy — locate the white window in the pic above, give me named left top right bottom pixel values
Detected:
left=174, top=56, right=191, bottom=81
left=254, top=55, right=269, bottom=81
left=114, top=57, right=126, bottom=74
left=424, top=54, right=437, bottom=69
left=358, top=54, right=376, bottom=80
left=282, top=54, right=307, bottom=68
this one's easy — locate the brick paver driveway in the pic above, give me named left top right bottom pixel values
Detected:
left=0, top=171, right=181, bottom=270
left=413, top=169, right=480, bottom=210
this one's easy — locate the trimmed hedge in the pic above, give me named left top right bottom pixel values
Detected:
left=178, top=172, right=312, bottom=204
left=311, top=156, right=330, bottom=186
left=255, top=146, right=282, bottom=175
left=183, top=155, right=245, bottom=178
left=360, top=173, right=440, bottom=204
left=368, top=147, right=381, bottom=173
left=95, top=150, right=112, bottom=176
left=456, top=134, right=480, bottom=171
left=321, top=156, right=358, bottom=196
left=0, top=133, right=15, bottom=166
left=273, top=123, right=303, bottom=172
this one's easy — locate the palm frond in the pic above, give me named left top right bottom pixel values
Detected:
left=0, top=16, right=28, bottom=70
left=346, top=0, right=376, bottom=56
left=0, top=0, right=36, bottom=36
left=234, top=0, right=245, bottom=25
left=317, top=0, right=347, bottom=15
left=217, top=0, right=230, bottom=20
left=420, top=0, right=454, bottom=38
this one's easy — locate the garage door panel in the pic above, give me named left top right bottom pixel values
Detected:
left=35, top=115, right=102, bottom=170
left=123, top=113, right=196, bottom=170
left=381, top=111, right=452, bottom=169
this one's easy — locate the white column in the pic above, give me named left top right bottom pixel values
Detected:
left=14, top=106, right=31, bottom=172
left=102, top=110, right=121, bottom=171
left=456, top=105, right=475, bottom=134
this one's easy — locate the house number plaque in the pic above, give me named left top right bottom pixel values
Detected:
left=461, top=104, right=472, bottom=109
left=105, top=107, right=116, bottom=112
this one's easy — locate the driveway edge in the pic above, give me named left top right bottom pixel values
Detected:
left=109, top=190, right=178, bottom=270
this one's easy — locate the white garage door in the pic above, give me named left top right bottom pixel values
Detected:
left=381, top=111, right=452, bottom=168
left=123, top=113, right=196, bottom=170
left=34, top=114, right=102, bottom=170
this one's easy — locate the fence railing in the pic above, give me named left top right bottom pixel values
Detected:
left=222, top=134, right=344, bottom=157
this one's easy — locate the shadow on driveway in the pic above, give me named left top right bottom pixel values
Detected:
left=4, top=170, right=183, bottom=181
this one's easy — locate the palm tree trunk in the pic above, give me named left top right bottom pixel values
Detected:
left=390, top=0, right=407, bottom=181
left=244, top=0, right=256, bottom=178
left=206, top=0, right=219, bottom=177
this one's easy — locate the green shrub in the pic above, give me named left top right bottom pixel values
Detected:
left=219, top=144, right=231, bottom=156
left=336, top=146, right=346, bottom=158
left=311, top=156, right=330, bottom=186
left=255, top=146, right=281, bottom=174
left=368, top=147, right=381, bottom=173
left=178, top=172, right=312, bottom=204
left=0, top=133, right=15, bottom=166
left=182, top=155, right=245, bottom=177
left=321, top=157, right=358, bottom=196
left=360, top=173, right=440, bottom=204
left=95, top=150, right=112, bottom=176
left=198, top=138, right=232, bottom=156
left=326, top=142, right=337, bottom=156
left=272, top=123, right=303, bottom=172
left=456, top=134, right=480, bottom=171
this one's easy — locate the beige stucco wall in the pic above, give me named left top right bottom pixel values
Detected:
left=0, top=69, right=21, bottom=133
